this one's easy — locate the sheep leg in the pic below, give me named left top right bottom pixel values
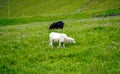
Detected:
left=63, top=43, right=65, bottom=48
left=49, top=40, right=53, bottom=48
left=58, top=41, right=61, bottom=48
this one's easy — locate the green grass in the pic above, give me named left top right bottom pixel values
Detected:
left=0, top=0, right=120, bottom=73
left=0, top=0, right=120, bottom=26
left=0, top=0, right=120, bottom=18
left=0, top=8, right=120, bottom=26
left=81, top=0, right=120, bottom=11
left=0, top=0, right=88, bottom=18
left=0, top=16, right=120, bottom=74
left=0, top=12, right=90, bottom=26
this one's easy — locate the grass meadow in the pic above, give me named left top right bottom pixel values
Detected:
left=0, top=16, right=120, bottom=74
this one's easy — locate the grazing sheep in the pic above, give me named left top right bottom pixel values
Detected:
left=49, top=21, right=64, bottom=30
left=49, top=32, right=75, bottom=48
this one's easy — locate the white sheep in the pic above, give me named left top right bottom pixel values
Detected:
left=49, top=32, right=75, bottom=48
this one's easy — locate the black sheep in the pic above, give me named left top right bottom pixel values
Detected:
left=49, top=21, right=64, bottom=30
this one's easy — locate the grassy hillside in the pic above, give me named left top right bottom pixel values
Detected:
left=0, top=16, right=120, bottom=73
left=81, top=0, right=120, bottom=12
left=0, top=0, right=87, bottom=17
left=0, top=0, right=120, bottom=26
left=0, top=0, right=120, bottom=73
left=0, top=0, right=120, bottom=18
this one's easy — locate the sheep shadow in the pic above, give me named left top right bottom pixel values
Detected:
left=50, top=42, right=76, bottom=48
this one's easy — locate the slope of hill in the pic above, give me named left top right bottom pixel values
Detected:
left=0, top=0, right=87, bottom=18
left=0, top=16, right=120, bottom=74
left=0, top=0, right=120, bottom=26
left=0, top=0, right=120, bottom=18
left=80, top=0, right=120, bottom=12
left=0, top=0, right=120, bottom=73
